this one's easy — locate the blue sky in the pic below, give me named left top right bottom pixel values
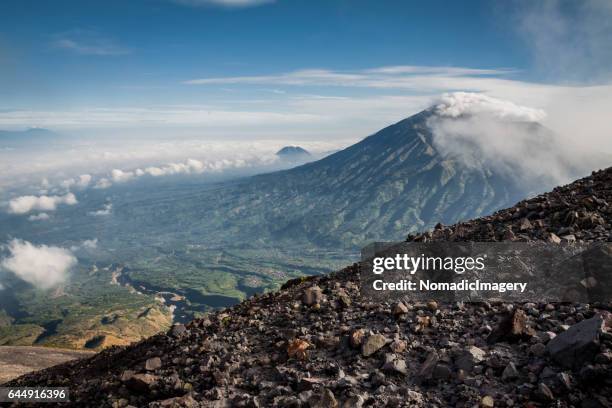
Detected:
left=0, top=1, right=523, bottom=107
left=0, top=0, right=611, bottom=139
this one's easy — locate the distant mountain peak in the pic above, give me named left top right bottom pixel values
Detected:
left=25, top=127, right=53, bottom=133
left=276, top=146, right=311, bottom=157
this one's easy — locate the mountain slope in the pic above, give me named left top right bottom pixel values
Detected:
left=187, top=109, right=534, bottom=249
left=8, top=167, right=611, bottom=407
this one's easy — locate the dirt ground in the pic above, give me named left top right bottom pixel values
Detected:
left=0, top=346, right=93, bottom=384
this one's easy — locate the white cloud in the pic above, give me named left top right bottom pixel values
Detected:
left=1, top=239, right=76, bottom=290
left=433, top=92, right=546, bottom=122
left=142, top=158, right=205, bottom=177
left=60, top=174, right=92, bottom=190
left=28, top=213, right=50, bottom=221
left=51, top=30, right=129, bottom=56
left=8, top=193, right=78, bottom=214
left=172, top=0, right=274, bottom=8
left=94, top=178, right=112, bottom=189
left=111, top=169, right=135, bottom=183
left=82, top=239, right=98, bottom=249
left=86, top=157, right=267, bottom=190
left=89, top=202, right=113, bottom=216
left=0, top=107, right=320, bottom=129
left=70, top=239, right=98, bottom=251
left=183, top=66, right=515, bottom=89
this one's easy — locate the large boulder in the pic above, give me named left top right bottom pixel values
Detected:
left=546, top=315, right=604, bottom=368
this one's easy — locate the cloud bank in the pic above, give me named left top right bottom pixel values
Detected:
left=92, top=156, right=276, bottom=190
left=1, top=239, right=76, bottom=290
left=8, top=193, right=77, bottom=214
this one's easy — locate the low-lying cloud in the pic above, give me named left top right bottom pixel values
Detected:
left=70, top=239, right=98, bottom=252
left=89, top=202, right=112, bottom=216
left=28, top=213, right=50, bottom=222
left=60, top=174, right=92, bottom=190
left=8, top=192, right=77, bottom=214
left=1, top=239, right=77, bottom=290
left=93, top=156, right=275, bottom=190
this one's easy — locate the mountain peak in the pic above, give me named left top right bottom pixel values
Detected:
left=276, top=146, right=311, bottom=157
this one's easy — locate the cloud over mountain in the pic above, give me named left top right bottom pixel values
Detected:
left=427, top=93, right=574, bottom=186
left=433, top=92, right=546, bottom=122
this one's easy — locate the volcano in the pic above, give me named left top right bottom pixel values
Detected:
left=192, top=107, right=554, bottom=249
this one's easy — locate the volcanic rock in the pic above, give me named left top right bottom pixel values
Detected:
left=546, top=315, right=604, bottom=368
left=455, top=346, right=486, bottom=372
left=487, top=309, right=535, bottom=344
left=145, top=357, right=162, bottom=371
left=361, top=334, right=386, bottom=357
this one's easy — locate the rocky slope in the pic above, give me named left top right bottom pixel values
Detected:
left=6, top=167, right=612, bottom=407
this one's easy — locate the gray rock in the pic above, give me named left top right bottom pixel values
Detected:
left=536, top=382, right=554, bottom=401
left=145, top=357, right=162, bottom=371
left=529, top=343, right=546, bottom=357
left=417, top=350, right=439, bottom=379
left=382, top=359, right=407, bottom=375
left=455, top=346, right=486, bottom=372
left=432, top=364, right=452, bottom=380
left=502, top=362, right=519, bottom=381
left=125, top=373, right=158, bottom=393
left=546, top=315, right=603, bottom=368
left=361, top=334, right=386, bottom=357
